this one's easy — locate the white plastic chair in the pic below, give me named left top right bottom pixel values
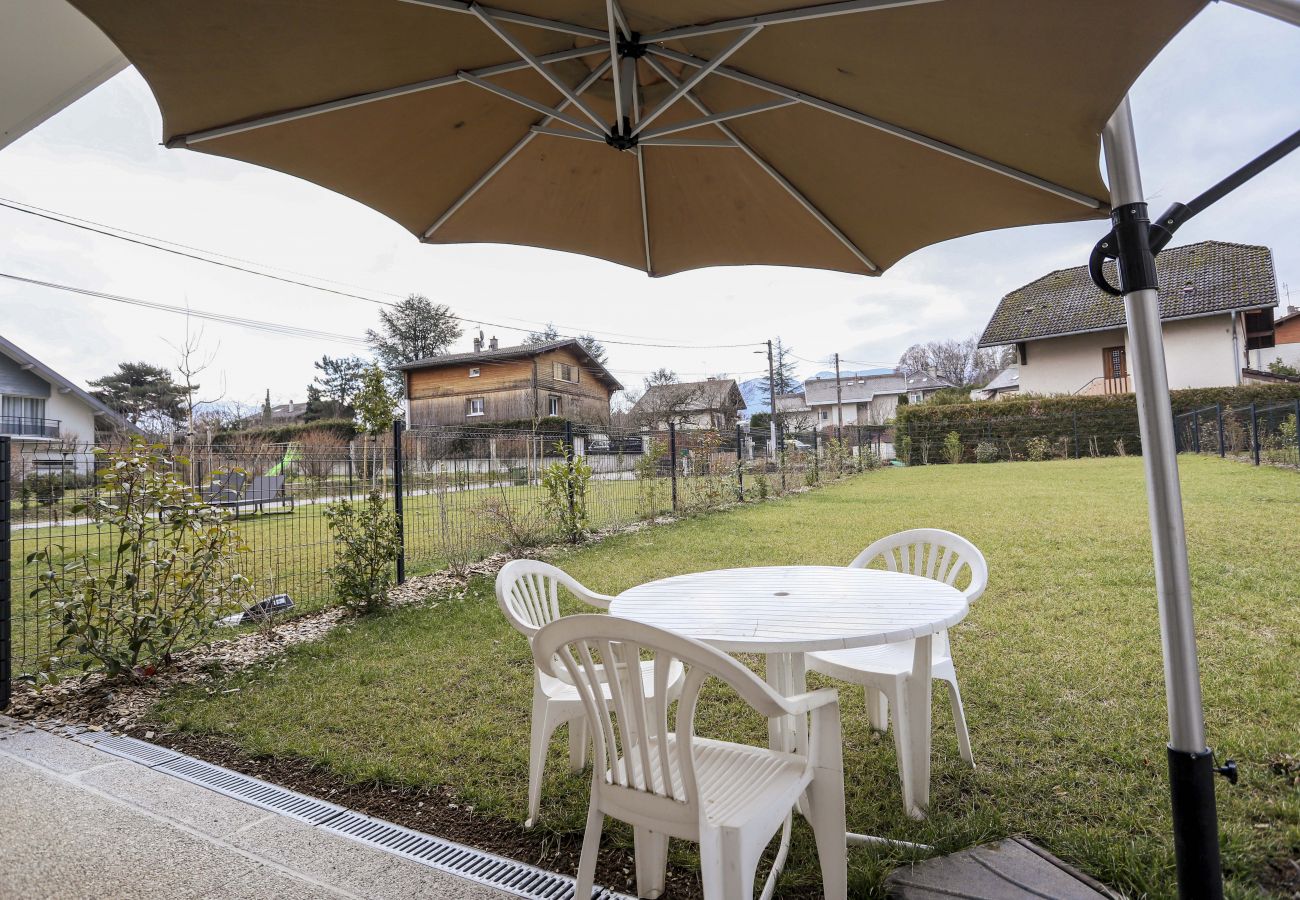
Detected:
left=495, top=560, right=685, bottom=828
left=805, top=529, right=988, bottom=806
left=533, top=614, right=847, bottom=900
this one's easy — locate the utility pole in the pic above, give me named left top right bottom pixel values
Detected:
left=833, top=352, right=844, bottom=440
left=766, top=340, right=778, bottom=460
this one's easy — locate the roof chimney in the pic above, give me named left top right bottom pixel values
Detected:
left=489, top=335, right=499, bottom=351
left=472, top=329, right=484, bottom=353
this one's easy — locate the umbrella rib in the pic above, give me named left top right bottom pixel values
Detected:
left=638, top=99, right=798, bottom=141
left=171, top=45, right=602, bottom=146
left=647, top=45, right=1104, bottom=209
left=457, top=72, right=605, bottom=137
left=531, top=125, right=606, bottom=142
left=640, top=0, right=943, bottom=43
left=633, top=58, right=653, bottom=275
left=638, top=137, right=736, bottom=148
left=424, top=58, right=613, bottom=239
left=471, top=4, right=608, bottom=133
left=399, top=0, right=606, bottom=40
left=606, top=0, right=625, bottom=131
left=643, top=55, right=878, bottom=272
left=632, top=27, right=762, bottom=137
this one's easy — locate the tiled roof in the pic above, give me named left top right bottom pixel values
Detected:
left=978, top=241, right=1278, bottom=347
left=981, top=366, right=1019, bottom=392
left=803, top=369, right=951, bottom=405
left=632, top=379, right=746, bottom=413
left=397, top=338, right=622, bottom=390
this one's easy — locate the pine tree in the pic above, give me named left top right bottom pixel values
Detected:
left=366, top=294, right=462, bottom=395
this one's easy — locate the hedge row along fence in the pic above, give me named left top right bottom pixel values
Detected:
left=896, top=383, right=1300, bottom=465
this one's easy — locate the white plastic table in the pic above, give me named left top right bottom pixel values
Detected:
left=610, top=565, right=969, bottom=831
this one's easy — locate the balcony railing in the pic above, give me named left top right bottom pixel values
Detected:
left=0, top=415, right=60, bottom=438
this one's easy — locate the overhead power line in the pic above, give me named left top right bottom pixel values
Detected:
left=0, top=196, right=761, bottom=351
left=0, top=272, right=370, bottom=346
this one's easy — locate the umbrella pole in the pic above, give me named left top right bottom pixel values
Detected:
left=1101, top=97, right=1223, bottom=900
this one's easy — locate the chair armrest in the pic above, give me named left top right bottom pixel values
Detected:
left=780, top=688, right=840, bottom=715
left=574, top=588, right=614, bottom=610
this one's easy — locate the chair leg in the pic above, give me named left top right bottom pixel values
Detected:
left=806, top=782, right=848, bottom=899
left=633, top=827, right=669, bottom=899
left=575, top=802, right=604, bottom=900
left=865, top=687, right=889, bottom=733
left=709, top=826, right=756, bottom=900
left=568, top=717, right=588, bottom=773
left=945, top=677, right=974, bottom=767
left=526, top=695, right=561, bottom=828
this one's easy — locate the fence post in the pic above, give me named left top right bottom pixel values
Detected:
left=735, top=424, right=744, bottom=501
left=392, top=419, right=406, bottom=585
left=1250, top=402, right=1260, bottom=466
left=811, top=429, right=820, bottom=482
left=1216, top=403, right=1225, bottom=458
left=0, top=437, right=10, bottom=710
left=1073, top=411, right=1080, bottom=459
left=1192, top=410, right=1201, bottom=454
left=668, top=423, right=678, bottom=512
left=564, top=421, right=577, bottom=525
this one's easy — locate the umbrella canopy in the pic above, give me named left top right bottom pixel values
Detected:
left=68, top=0, right=1202, bottom=277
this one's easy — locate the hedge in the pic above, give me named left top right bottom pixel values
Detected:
left=214, top=418, right=358, bottom=445
left=896, top=383, right=1300, bottom=464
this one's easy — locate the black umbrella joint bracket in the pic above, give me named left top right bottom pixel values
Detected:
left=1089, top=126, right=1300, bottom=295
left=606, top=34, right=647, bottom=151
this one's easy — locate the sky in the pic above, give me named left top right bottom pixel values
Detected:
left=1, top=3, right=1297, bottom=413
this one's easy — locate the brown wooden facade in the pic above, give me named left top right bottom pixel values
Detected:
left=404, top=343, right=618, bottom=428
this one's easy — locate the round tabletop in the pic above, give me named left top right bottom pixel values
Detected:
left=610, top=566, right=969, bottom=653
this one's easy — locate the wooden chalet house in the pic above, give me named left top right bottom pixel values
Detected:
left=399, top=335, right=622, bottom=428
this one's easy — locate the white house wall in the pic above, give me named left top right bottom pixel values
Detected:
left=45, top=388, right=97, bottom=443
left=1018, top=314, right=1242, bottom=395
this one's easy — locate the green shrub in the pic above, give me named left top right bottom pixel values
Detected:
left=542, top=443, right=593, bottom=542
left=975, top=441, right=999, bottom=463
left=752, top=471, right=771, bottom=499
left=324, top=491, right=401, bottom=615
left=1026, top=436, right=1052, bottom=462
left=26, top=440, right=253, bottom=681
left=943, top=431, right=963, bottom=464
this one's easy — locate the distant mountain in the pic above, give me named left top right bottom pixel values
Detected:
left=809, top=367, right=894, bottom=380
left=739, top=377, right=774, bottom=416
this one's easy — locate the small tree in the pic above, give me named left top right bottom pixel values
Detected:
left=89, top=362, right=191, bottom=434
left=354, top=364, right=398, bottom=486
left=27, top=440, right=253, bottom=681
left=943, top=431, right=963, bottom=464
left=542, top=442, right=593, bottom=542
left=324, top=491, right=400, bottom=615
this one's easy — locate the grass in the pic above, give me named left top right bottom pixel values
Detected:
left=151, top=456, right=1299, bottom=898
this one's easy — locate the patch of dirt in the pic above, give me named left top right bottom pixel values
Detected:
left=145, top=729, right=704, bottom=899
left=1259, top=857, right=1300, bottom=898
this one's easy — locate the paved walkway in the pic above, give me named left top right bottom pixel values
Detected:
left=0, top=719, right=509, bottom=900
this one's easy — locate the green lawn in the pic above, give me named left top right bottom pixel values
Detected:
left=151, top=456, right=1299, bottom=898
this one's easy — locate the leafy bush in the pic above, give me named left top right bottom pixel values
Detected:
left=324, top=490, right=401, bottom=615
left=476, top=490, right=547, bottom=556
left=542, top=443, right=593, bottom=542
left=18, top=472, right=92, bottom=509
left=634, top=440, right=668, bottom=519
left=1025, top=435, right=1053, bottom=462
left=943, top=431, right=963, bottom=464
left=752, top=471, right=771, bottom=499
left=27, top=440, right=252, bottom=681
left=975, top=441, right=999, bottom=463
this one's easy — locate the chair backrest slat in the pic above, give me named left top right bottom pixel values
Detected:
left=496, top=560, right=613, bottom=639
left=534, top=615, right=793, bottom=812
left=849, top=528, right=988, bottom=602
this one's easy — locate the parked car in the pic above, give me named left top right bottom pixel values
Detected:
left=786, top=438, right=811, bottom=451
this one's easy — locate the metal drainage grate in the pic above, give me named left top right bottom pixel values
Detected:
left=153, top=755, right=347, bottom=825
left=322, top=810, right=629, bottom=900
left=69, top=729, right=183, bottom=767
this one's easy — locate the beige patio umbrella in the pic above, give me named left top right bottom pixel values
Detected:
left=67, top=0, right=1200, bottom=279
left=64, top=2, right=1298, bottom=898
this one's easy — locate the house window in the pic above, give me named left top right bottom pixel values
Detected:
left=466, top=397, right=485, bottom=417
left=553, top=362, right=577, bottom=383
left=909, top=391, right=924, bottom=404
left=468, top=367, right=480, bottom=378
left=820, top=409, right=829, bottom=421
left=548, top=395, right=562, bottom=416
left=1, top=396, right=49, bottom=436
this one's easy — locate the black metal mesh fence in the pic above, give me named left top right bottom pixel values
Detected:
left=2, top=423, right=887, bottom=685
left=1174, top=401, right=1300, bottom=469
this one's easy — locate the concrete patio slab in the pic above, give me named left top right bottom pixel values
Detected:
left=885, top=836, right=1117, bottom=900
left=0, top=718, right=515, bottom=899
